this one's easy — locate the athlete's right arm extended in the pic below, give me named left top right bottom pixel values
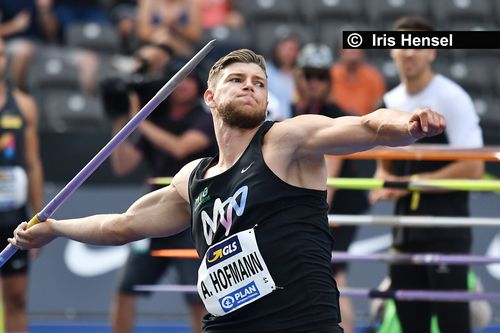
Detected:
left=8, top=161, right=199, bottom=250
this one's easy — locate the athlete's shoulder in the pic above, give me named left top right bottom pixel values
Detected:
left=172, top=158, right=205, bottom=202
left=174, top=159, right=205, bottom=184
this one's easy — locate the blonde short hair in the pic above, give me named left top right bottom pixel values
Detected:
left=207, top=49, right=267, bottom=89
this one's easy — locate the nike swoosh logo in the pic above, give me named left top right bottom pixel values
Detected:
left=241, top=161, right=255, bottom=174
left=64, top=241, right=129, bottom=277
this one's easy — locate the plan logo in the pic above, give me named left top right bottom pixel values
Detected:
left=219, top=281, right=260, bottom=313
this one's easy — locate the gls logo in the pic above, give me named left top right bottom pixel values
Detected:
left=201, top=186, right=248, bottom=245
left=206, top=235, right=242, bottom=268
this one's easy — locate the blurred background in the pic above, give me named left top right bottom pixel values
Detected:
left=0, top=0, right=499, bottom=332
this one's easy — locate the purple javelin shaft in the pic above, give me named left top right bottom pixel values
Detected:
left=0, top=40, right=216, bottom=268
left=342, top=288, right=500, bottom=302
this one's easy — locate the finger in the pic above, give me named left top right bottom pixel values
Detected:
left=419, top=110, right=429, bottom=133
left=429, top=112, right=443, bottom=136
left=15, top=224, right=33, bottom=243
left=408, top=121, right=422, bottom=139
left=13, top=222, right=28, bottom=239
left=8, top=237, right=23, bottom=250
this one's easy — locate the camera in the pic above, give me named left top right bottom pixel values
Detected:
left=99, top=50, right=207, bottom=120
left=99, top=71, right=169, bottom=119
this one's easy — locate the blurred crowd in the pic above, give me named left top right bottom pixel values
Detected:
left=0, top=0, right=498, bottom=133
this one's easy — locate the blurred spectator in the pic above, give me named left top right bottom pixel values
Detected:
left=292, top=43, right=369, bottom=333
left=104, top=56, right=214, bottom=333
left=195, top=0, right=247, bottom=62
left=0, top=0, right=57, bottom=90
left=53, top=0, right=109, bottom=33
left=50, top=0, right=110, bottom=94
left=0, top=37, right=43, bottom=333
left=108, top=0, right=138, bottom=54
left=267, top=31, right=302, bottom=120
left=330, top=45, right=385, bottom=116
left=196, top=0, right=244, bottom=30
left=137, top=0, right=202, bottom=56
left=370, top=16, right=484, bottom=333
left=110, top=42, right=175, bottom=77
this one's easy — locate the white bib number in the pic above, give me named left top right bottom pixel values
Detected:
left=0, top=166, right=28, bottom=211
left=197, top=228, right=276, bottom=316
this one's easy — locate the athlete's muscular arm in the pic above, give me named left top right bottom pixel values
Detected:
left=279, top=108, right=445, bottom=157
left=9, top=160, right=201, bottom=250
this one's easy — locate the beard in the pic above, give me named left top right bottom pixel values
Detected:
left=218, top=99, right=266, bottom=129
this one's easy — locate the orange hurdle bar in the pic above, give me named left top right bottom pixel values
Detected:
left=338, top=144, right=500, bottom=161
left=151, top=249, right=199, bottom=258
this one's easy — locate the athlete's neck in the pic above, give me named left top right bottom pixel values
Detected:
left=214, top=120, right=260, bottom=170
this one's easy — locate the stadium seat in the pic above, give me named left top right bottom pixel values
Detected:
left=475, top=94, right=500, bottom=127
left=41, top=89, right=107, bottom=133
left=234, top=0, right=299, bottom=22
left=448, top=21, right=499, bottom=31
left=318, top=21, right=370, bottom=49
left=495, top=0, right=500, bottom=27
left=430, top=0, right=494, bottom=28
left=202, top=26, right=252, bottom=47
left=440, top=58, right=494, bottom=96
left=27, top=48, right=80, bottom=91
left=201, top=25, right=254, bottom=60
left=298, top=0, right=366, bottom=25
left=66, top=23, right=120, bottom=54
left=253, top=22, right=312, bottom=55
left=365, top=0, right=429, bottom=29
left=295, top=0, right=366, bottom=45
left=494, top=66, right=500, bottom=96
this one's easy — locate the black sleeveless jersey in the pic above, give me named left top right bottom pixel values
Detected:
left=189, top=121, right=341, bottom=333
left=0, top=90, right=25, bottom=167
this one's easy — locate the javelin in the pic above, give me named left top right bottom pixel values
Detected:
left=0, top=39, right=216, bottom=267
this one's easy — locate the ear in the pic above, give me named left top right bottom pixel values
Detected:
left=204, top=88, right=216, bottom=108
